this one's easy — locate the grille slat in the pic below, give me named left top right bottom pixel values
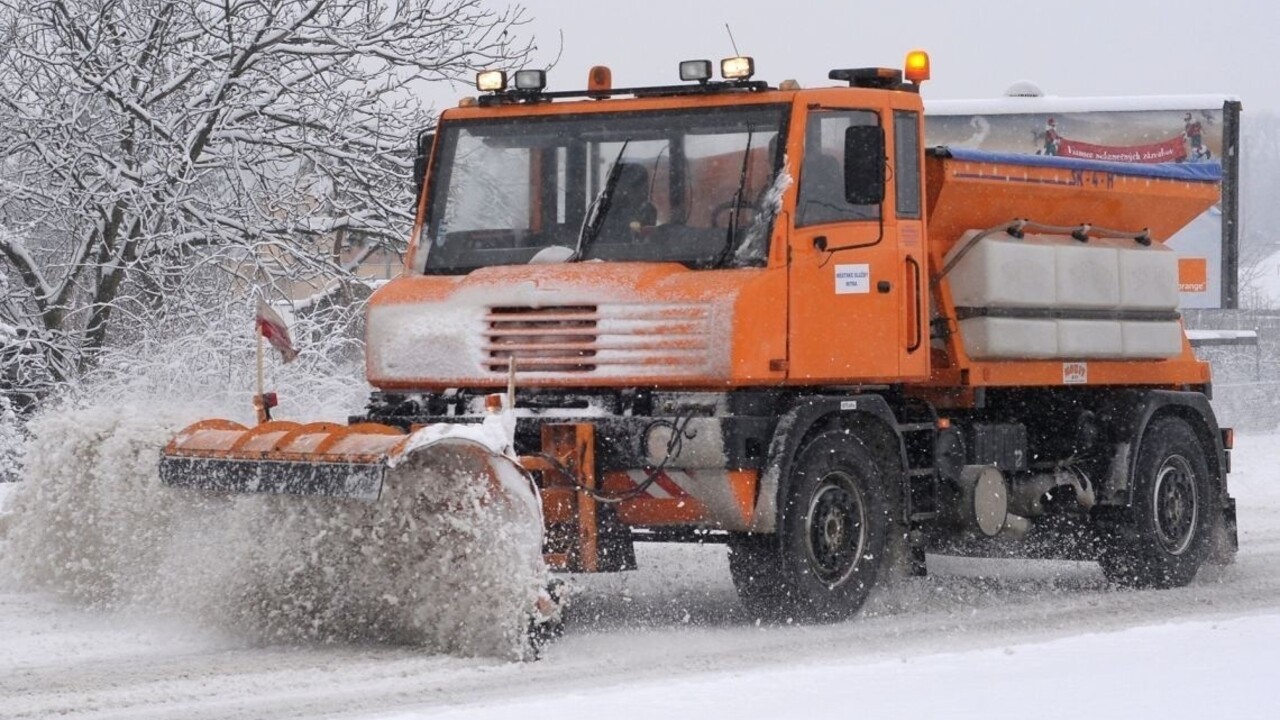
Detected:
left=485, top=355, right=707, bottom=365
left=484, top=324, right=706, bottom=338
left=484, top=341, right=709, bottom=353
left=488, top=312, right=600, bottom=323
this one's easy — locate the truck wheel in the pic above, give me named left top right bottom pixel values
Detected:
left=1099, top=416, right=1213, bottom=589
left=731, top=429, right=889, bottom=621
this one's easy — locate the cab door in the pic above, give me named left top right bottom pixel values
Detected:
left=892, top=109, right=929, bottom=383
left=787, top=107, right=903, bottom=383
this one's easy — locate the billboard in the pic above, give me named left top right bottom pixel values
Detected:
left=926, top=95, right=1241, bottom=309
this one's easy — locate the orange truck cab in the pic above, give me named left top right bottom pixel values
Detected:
left=169, top=54, right=1238, bottom=622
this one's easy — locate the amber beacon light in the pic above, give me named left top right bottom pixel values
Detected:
left=905, top=50, right=930, bottom=83
left=588, top=65, right=613, bottom=95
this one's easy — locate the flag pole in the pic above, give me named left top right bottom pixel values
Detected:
left=253, top=297, right=294, bottom=424
left=255, top=321, right=266, bottom=425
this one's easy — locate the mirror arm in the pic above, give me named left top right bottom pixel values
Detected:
left=812, top=215, right=885, bottom=257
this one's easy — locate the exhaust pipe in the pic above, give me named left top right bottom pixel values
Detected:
left=1008, top=466, right=1095, bottom=517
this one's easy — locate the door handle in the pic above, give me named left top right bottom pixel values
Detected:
left=906, top=255, right=923, bottom=353
left=877, top=280, right=892, bottom=293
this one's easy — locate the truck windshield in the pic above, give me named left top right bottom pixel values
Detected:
left=418, top=105, right=788, bottom=274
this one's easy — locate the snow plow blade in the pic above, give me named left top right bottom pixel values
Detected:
left=157, top=416, right=553, bottom=658
left=158, top=419, right=514, bottom=503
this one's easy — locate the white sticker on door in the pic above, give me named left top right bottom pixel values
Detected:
left=834, top=264, right=871, bottom=294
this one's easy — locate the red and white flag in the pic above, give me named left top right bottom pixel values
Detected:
left=255, top=299, right=298, bottom=363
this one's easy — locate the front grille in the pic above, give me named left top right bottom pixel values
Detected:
left=483, top=303, right=712, bottom=375
left=486, top=305, right=600, bottom=373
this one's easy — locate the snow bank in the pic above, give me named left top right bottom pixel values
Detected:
left=0, top=401, right=547, bottom=660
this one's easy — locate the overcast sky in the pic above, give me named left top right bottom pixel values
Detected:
left=447, top=0, right=1280, bottom=115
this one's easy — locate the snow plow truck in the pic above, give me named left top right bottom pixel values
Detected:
left=160, top=52, right=1238, bottom=625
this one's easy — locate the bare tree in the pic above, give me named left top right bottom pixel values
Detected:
left=0, top=0, right=531, bottom=401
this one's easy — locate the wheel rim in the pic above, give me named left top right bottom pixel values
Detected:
left=1152, top=454, right=1199, bottom=556
left=804, top=471, right=867, bottom=586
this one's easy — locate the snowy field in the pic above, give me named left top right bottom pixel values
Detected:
left=1, top=433, right=1278, bottom=719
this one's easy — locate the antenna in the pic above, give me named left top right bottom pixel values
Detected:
left=725, top=23, right=741, bottom=55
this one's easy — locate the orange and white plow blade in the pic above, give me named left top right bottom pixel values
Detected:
left=157, top=417, right=556, bottom=656
left=158, top=419, right=525, bottom=506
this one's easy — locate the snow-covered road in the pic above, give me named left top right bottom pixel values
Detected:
left=2, top=434, right=1278, bottom=719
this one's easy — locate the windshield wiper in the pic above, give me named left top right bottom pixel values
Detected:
left=571, top=139, right=631, bottom=262
left=714, top=128, right=754, bottom=267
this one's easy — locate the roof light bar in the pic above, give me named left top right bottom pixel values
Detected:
left=829, top=67, right=904, bottom=89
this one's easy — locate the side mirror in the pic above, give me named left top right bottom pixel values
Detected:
left=843, top=125, right=886, bottom=205
left=413, top=131, right=435, bottom=212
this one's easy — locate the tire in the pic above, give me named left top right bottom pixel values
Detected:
left=729, top=429, right=890, bottom=621
left=1099, top=416, right=1214, bottom=589
left=727, top=533, right=785, bottom=617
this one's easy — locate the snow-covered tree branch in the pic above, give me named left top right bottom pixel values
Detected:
left=0, top=0, right=532, bottom=402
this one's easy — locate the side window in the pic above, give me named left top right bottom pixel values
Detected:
left=894, top=111, right=921, bottom=219
left=797, top=109, right=880, bottom=227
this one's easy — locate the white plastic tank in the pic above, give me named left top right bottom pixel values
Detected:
left=1115, top=239, right=1180, bottom=309
left=944, top=231, right=1182, bottom=361
left=947, top=231, right=1057, bottom=308
left=958, top=317, right=1058, bottom=360
left=1122, top=321, right=1184, bottom=358
left=1055, top=243, right=1119, bottom=309
left=1058, top=319, right=1125, bottom=358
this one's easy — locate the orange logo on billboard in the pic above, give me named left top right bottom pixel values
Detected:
left=1178, top=257, right=1208, bottom=293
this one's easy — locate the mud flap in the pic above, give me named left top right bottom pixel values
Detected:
left=1208, top=496, right=1239, bottom=566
